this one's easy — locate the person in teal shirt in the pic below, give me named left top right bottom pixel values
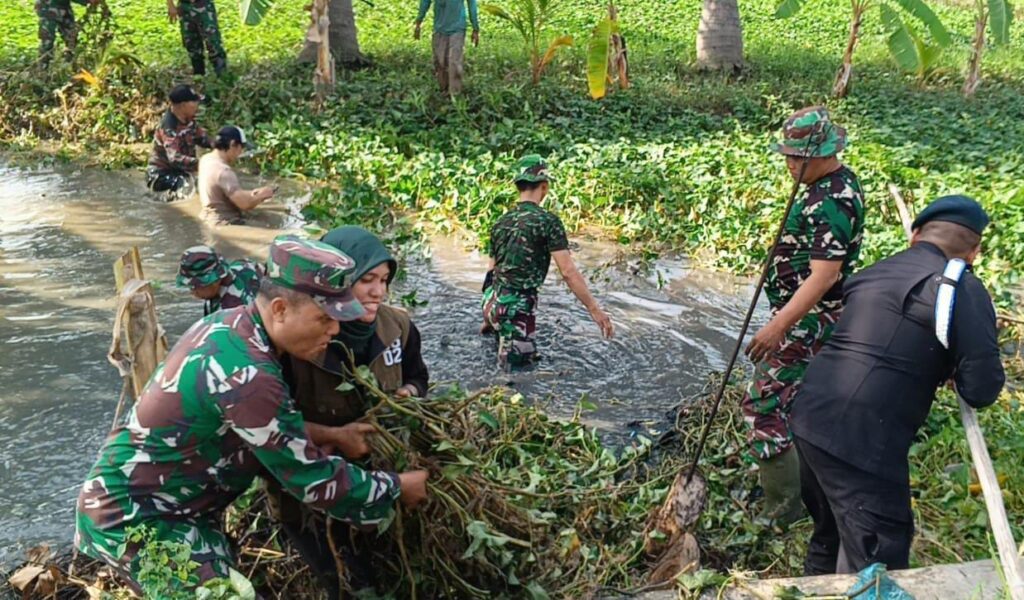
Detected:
left=414, top=0, right=480, bottom=95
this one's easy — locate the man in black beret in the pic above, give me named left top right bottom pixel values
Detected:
left=146, top=84, right=211, bottom=201
left=789, top=194, right=1005, bottom=575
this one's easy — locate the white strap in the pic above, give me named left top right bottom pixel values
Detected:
left=935, top=258, right=967, bottom=349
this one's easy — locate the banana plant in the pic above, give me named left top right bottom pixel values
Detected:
left=774, top=0, right=950, bottom=97
left=241, top=0, right=335, bottom=97
left=962, top=0, right=1014, bottom=95
left=586, top=2, right=629, bottom=99
left=482, top=0, right=573, bottom=84
left=240, top=0, right=274, bottom=25
left=880, top=5, right=944, bottom=80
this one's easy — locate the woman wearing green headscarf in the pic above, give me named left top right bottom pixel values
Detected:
left=275, top=225, right=429, bottom=592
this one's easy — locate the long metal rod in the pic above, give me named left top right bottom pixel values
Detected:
left=685, top=128, right=824, bottom=483
left=889, top=185, right=1024, bottom=600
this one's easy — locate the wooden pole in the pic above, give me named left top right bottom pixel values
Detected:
left=888, top=185, right=1023, bottom=600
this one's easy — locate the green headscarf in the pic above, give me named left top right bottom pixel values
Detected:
left=320, top=226, right=397, bottom=362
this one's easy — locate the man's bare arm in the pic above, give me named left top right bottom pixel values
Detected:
left=552, top=249, right=613, bottom=338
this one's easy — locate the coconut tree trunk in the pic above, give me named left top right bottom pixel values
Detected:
left=311, top=0, right=335, bottom=99
left=299, top=0, right=370, bottom=68
left=831, top=0, right=867, bottom=98
left=696, top=0, right=744, bottom=71
left=962, top=4, right=987, bottom=96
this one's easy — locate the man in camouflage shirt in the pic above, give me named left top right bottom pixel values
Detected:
left=742, top=106, right=865, bottom=526
left=146, top=85, right=211, bottom=201
left=167, top=0, right=227, bottom=76
left=482, top=154, right=614, bottom=367
left=35, top=0, right=97, bottom=68
left=76, top=235, right=429, bottom=592
left=177, top=245, right=265, bottom=315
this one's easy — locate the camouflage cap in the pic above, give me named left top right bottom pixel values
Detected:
left=513, top=154, right=552, bottom=183
left=771, top=106, right=847, bottom=158
left=266, top=235, right=365, bottom=321
left=177, top=245, right=228, bottom=288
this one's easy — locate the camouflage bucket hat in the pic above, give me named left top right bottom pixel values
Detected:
left=771, top=106, right=847, bottom=158
left=266, top=235, right=365, bottom=321
left=177, top=245, right=228, bottom=288
left=513, top=154, right=552, bottom=184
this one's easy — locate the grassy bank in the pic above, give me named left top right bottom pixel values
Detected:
left=1, top=0, right=1023, bottom=307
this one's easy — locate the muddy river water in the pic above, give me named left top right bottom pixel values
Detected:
left=0, top=164, right=760, bottom=565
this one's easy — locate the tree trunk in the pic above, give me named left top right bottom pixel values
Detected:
left=831, top=1, right=865, bottom=98
left=298, top=0, right=370, bottom=69
left=962, top=5, right=986, bottom=96
left=696, top=0, right=744, bottom=72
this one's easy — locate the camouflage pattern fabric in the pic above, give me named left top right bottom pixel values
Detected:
left=178, top=0, right=227, bottom=76
left=771, top=106, right=847, bottom=158
left=205, top=259, right=265, bottom=315
left=147, top=108, right=211, bottom=174
left=75, top=304, right=401, bottom=587
left=482, top=286, right=538, bottom=366
left=488, top=201, right=569, bottom=292
left=178, top=245, right=229, bottom=287
left=765, top=165, right=865, bottom=313
left=513, top=154, right=552, bottom=183
left=742, top=310, right=839, bottom=459
left=267, top=234, right=364, bottom=322
left=35, top=0, right=87, bottom=64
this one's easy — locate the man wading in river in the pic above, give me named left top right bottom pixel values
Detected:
left=75, top=235, right=429, bottom=591
left=790, top=195, right=1004, bottom=574
left=198, top=125, right=276, bottom=226
left=742, top=107, right=865, bottom=526
left=177, top=244, right=265, bottom=315
left=482, top=154, right=614, bottom=367
left=146, top=84, right=211, bottom=201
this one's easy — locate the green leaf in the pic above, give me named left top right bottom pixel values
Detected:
left=774, top=0, right=805, bottom=18
left=240, top=0, right=275, bottom=26
left=881, top=4, right=922, bottom=73
left=587, top=19, right=616, bottom=100
left=479, top=411, right=499, bottom=429
left=229, top=568, right=256, bottom=600
left=539, top=35, right=573, bottom=70
left=890, top=0, right=951, bottom=46
left=988, top=0, right=1012, bottom=45
left=336, top=381, right=356, bottom=392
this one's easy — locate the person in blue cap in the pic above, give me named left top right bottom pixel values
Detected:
left=789, top=194, right=1005, bottom=575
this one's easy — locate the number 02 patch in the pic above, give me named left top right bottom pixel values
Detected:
left=383, top=339, right=403, bottom=366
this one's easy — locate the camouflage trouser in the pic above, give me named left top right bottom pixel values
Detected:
left=432, top=31, right=465, bottom=94
left=742, top=309, right=840, bottom=460
left=179, top=0, right=227, bottom=75
left=75, top=514, right=234, bottom=593
left=35, top=0, right=77, bottom=64
left=482, top=286, right=538, bottom=367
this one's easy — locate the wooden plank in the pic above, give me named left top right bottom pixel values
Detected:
left=889, top=187, right=1024, bottom=600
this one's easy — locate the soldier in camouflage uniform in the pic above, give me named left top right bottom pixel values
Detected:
left=76, top=235, right=429, bottom=592
left=177, top=245, right=266, bottom=316
left=481, top=155, right=614, bottom=367
left=35, top=0, right=97, bottom=67
left=167, top=0, right=227, bottom=76
left=742, top=106, right=865, bottom=526
left=147, top=85, right=211, bottom=201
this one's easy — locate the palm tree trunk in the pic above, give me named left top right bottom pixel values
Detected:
left=962, top=3, right=986, bottom=96
left=311, top=0, right=335, bottom=99
left=831, top=0, right=866, bottom=98
left=299, top=0, right=370, bottom=68
left=696, top=0, right=744, bottom=71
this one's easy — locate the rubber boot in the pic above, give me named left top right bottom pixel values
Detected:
left=755, top=446, right=805, bottom=528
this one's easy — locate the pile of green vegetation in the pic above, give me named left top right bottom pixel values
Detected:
left=1, top=0, right=1023, bottom=307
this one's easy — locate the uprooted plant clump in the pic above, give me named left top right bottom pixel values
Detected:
left=5, top=370, right=1023, bottom=599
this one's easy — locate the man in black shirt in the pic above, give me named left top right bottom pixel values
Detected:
left=790, top=195, right=1005, bottom=575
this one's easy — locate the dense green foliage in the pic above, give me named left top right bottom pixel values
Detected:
left=1, top=0, right=1022, bottom=306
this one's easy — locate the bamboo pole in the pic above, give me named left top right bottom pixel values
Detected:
left=888, top=185, right=1023, bottom=600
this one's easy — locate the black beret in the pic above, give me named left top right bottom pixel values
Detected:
left=911, top=194, right=990, bottom=235
left=168, top=84, right=203, bottom=104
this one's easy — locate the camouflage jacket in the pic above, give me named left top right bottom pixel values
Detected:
left=205, top=259, right=265, bottom=316
left=147, top=108, right=211, bottom=173
left=489, top=201, right=569, bottom=292
left=766, top=165, right=865, bottom=312
left=76, top=305, right=401, bottom=551
left=35, top=0, right=88, bottom=13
